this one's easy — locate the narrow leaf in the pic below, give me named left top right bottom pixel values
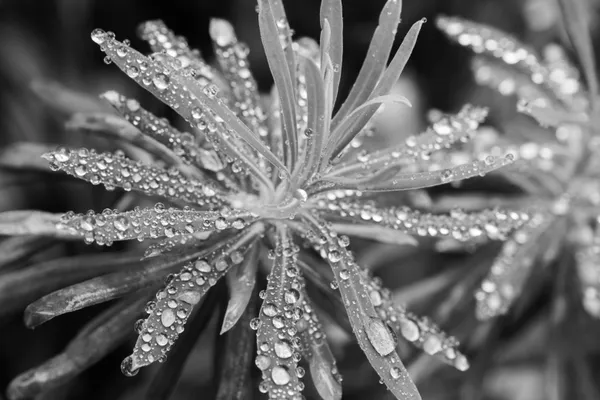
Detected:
left=330, top=223, right=418, bottom=246
left=0, top=143, right=58, bottom=172
left=0, top=236, right=55, bottom=272
left=220, top=245, right=258, bottom=334
left=125, top=224, right=262, bottom=372
left=216, top=291, right=258, bottom=400
left=557, top=0, right=598, bottom=106
left=44, top=148, right=226, bottom=208
left=57, top=206, right=253, bottom=246
left=330, top=18, right=425, bottom=157
left=255, top=226, right=304, bottom=399
left=0, top=211, right=75, bottom=238
left=320, top=0, right=343, bottom=102
left=330, top=0, right=402, bottom=130
left=258, top=0, right=298, bottom=169
left=302, top=214, right=421, bottom=400
left=7, top=294, right=148, bottom=400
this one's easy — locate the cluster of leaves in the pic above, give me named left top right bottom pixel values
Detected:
left=5, top=0, right=599, bottom=398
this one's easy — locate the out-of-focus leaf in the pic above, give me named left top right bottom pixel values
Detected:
left=7, top=293, right=148, bottom=400
left=557, top=0, right=598, bottom=107
left=0, top=211, right=75, bottom=238
left=0, top=236, right=55, bottom=272
left=0, top=251, right=142, bottom=316
left=147, top=284, right=224, bottom=400
left=0, top=143, right=58, bottom=172
left=31, top=81, right=111, bottom=115
left=221, top=245, right=258, bottom=334
left=216, top=290, right=257, bottom=400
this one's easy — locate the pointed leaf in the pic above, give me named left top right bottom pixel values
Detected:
left=297, top=291, right=342, bottom=400
left=58, top=206, right=254, bottom=246
left=475, top=213, right=552, bottom=319
left=44, top=148, right=226, bottom=208
left=126, top=224, right=263, bottom=372
left=255, top=226, right=304, bottom=399
left=330, top=18, right=425, bottom=157
left=302, top=214, right=421, bottom=400
left=258, top=0, right=298, bottom=169
left=331, top=0, right=402, bottom=130
left=221, top=245, right=258, bottom=334
left=320, top=0, right=343, bottom=102
left=216, top=291, right=258, bottom=400
left=0, top=211, right=75, bottom=238
left=557, top=0, right=598, bottom=106
left=7, top=294, right=148, bottom=400
left=330, top=223, right=418, bottom=246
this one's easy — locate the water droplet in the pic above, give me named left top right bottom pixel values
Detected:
left=274, top=340, right=293, bottom=359
left=271, top=365, right=291, bottom=386
left=120, top=356, right=139, bottom=377
left=365, top=318, right=396, bottom=356
left=153, top=73, right=170, bottom=91
left=255, top=355, right=271, bottom=370
left=91, top=28, right=107, bottom=44
left=161, top=309, right=176, bottom=327
left=263, top=303, right=278, bottom=317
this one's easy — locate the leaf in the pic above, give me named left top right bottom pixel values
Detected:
left=209, top=19, right=267, bottom=145
left=323, top=153, right=516, bottom=192
left=7, top=294, right=148, bottom=400
left=0, top=143, right=58, bottom=172
left=475, top=213, right=552, bottom=319
left=557, top=0, right=598, bottom=107
left=320, top=0, right=343, bottom=102
left=255, top=226, right=304, bottom=399
left=147, top=283, right=224, bottom=400
left=30, top=80, right=110, bottom=115
left=329, top=223, right=417, bottom=246
left=0, top=251, right=142, bottom=317
left=0, top=236, right=55, bottom=272
left=93, top=33, right=276, bottom=193
left=258, top=0, right=298, bottom=170
left=363, top=275, right=469, bottom=371
left=326, top=105, right=488, bottom=179
left=67, top=111, right=186, bottom=169
left=322, top=201, right=530, bottom=242
left=216, top=291, right=258, bottom=400
left=125, top=224, right=263, bottom=372
left=220, top=245, right=258, bottom=334
left=137, top=20, right=219, bottom=84
left=302, top=214, right=421, bottom=400
left=293, top=55, right=327, bottom=186
left=330, top=0, right=402, bottom=131
left=297, top=290, right=342, bottom=400
left=57, top=206, right=253, bottom=246
left=0, top=211, right=75, bottom=238
left=44, top=148, right=226, bottom=208
left=330, top=18, right=425, bottom=157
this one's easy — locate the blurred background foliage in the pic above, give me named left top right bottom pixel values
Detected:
left=0, top=0, right=599, bottom=399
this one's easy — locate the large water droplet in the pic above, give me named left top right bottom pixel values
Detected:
left=161, top=309, right=176, bottom=327
left=271, top=365, right=291, bottom=386
left=365, top=318, right=396, bottom=356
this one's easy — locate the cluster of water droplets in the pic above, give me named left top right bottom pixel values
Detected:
left=253, top=232, right=306, bottom=399
left=44, top=147, right=223, bottom=207
left=122, top=230, right=258, bottom=375
left=58, top=203, right=251, bottom=246
left=475, top=213, right=550, bottom=319
left=436, top=16, right=586, bottom=107
left=101, top=90, right=224, bottom=172
left=318, top=199, right=529, bottom=242
left=364, top=275, right=469, bottom=371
